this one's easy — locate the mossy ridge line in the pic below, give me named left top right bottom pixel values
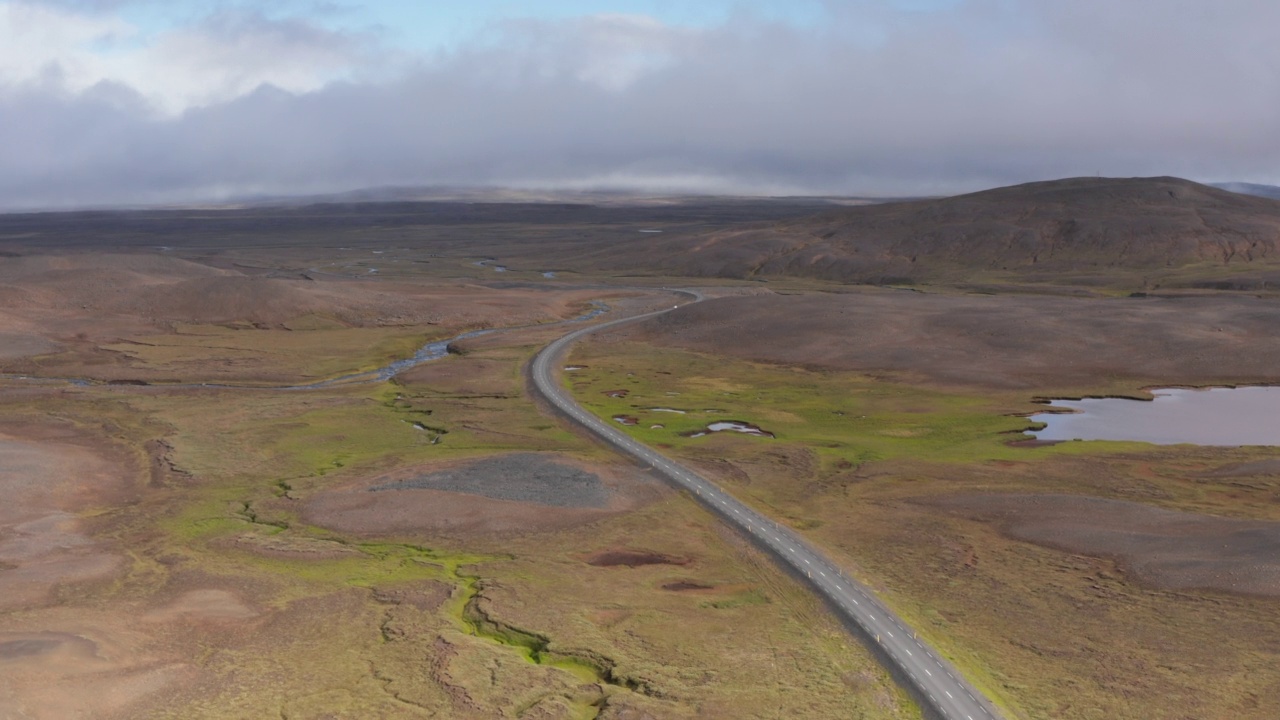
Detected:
left=459, top=578, right=650, bottom=684
left=453, top=571, right=651, bottom=720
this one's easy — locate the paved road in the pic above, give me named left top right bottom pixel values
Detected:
left=529, top=299, right=1005, bottom=720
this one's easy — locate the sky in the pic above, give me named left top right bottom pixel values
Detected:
left=1, top=0, right=1278, bottom=209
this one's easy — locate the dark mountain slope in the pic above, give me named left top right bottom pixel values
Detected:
left=600, top=177, right=1280, bottom=283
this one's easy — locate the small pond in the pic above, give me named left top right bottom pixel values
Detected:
left=1028, top=386, right=1280, bottom=446
left=686, top=421, right=775, bottom=439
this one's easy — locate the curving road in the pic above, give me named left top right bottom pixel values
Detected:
left=529, top=298, right=1005, bottom=720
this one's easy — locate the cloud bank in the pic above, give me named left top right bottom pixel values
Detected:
left=2, top=0, right=1279, bottom=209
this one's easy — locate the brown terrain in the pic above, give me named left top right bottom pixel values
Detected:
left=923, top=494, right=1280, bottom=597
left=0, top=252, right=609, bottom=384
left=4, top=178, right=1280, bottom=718
left=0, top=231, right=904, bottom=717
left=0, top=419, right=264, bottom=720
left=0, top=422, right=133, bottom=612
left=619, top=289, right=1280, bottom=391
left=593, top=177, right=1280, bottom=285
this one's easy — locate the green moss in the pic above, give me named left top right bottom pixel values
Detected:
left=564, top=342, right=1176, bottom=472
left=701, top=588, right=770, bottom=610
left=456, top=573, right=618, bottom=688
left=101, top=325, right=438, bottom=383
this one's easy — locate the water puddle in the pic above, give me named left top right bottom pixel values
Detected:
left=401, top=420, right=445, bottom=444
left=613, top=415, right=640, bottom=426
left=684, top=421, right=775, bottom=439
left=1028, top=386, right=1280, bottom=446
left=473, top=259, right=507, bottom=272
left=648, top=408, right=687, bottom=414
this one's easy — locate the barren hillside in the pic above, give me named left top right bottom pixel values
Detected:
left=599, top=177, right=1280, bottom=284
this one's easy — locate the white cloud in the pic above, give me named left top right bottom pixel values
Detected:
left=0, top=3, right=136, bottom=90
left=0, top=1, right=370, bottom=113
left=2, top=0, right=1280, bottom=209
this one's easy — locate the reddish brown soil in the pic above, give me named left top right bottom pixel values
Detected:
left=612, top=415, right=640, bottom=426
left=661, top=581, right=714, bottom=591
left=0, top=422, right=137, bottom=611
left=586, top=550, right=690, bottom=568
left=210, top=533, right=363, bottom=560
left=924, top=493, right=1280, bottom=597
left=621, top=290, right=1280, bottom=389
left=0, top=420, right=267, bottom=719
left=1004, top=438, right=1064, bottom=448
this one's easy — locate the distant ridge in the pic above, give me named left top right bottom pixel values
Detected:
left=231, top=185, right=885, bottom=209
left=601, top=176, right=1280, bottom=284
left=1213, top=182, right=1280, bottom=200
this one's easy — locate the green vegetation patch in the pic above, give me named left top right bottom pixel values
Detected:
left=101, top=323, right=435, bottom=382
left=565, top=340, right=1097, bottom=467
left=564, top=338, right=1280, bottom=720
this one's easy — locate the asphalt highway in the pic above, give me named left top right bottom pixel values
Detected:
left=529, top=298, right=1005, bottom=720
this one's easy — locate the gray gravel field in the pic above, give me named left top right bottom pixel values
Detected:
left=369, top=453, right=612, bottom=509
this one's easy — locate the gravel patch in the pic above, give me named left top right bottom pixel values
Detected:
left=369, top=453, right=612, bottom=509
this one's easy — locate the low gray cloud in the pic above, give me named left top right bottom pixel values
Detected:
left=2, top=0, right=1279, bottom=209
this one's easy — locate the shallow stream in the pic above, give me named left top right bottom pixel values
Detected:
left=2, top=301, right=609, bottom=391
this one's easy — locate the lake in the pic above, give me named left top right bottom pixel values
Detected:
left=1028, top=386, right=1280, bottom=446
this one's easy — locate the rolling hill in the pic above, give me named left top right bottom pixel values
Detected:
left=600, top=177, right=1280, bottom=285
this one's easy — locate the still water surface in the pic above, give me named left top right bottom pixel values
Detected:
left=1029, top=386, right=1280, bottom=446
